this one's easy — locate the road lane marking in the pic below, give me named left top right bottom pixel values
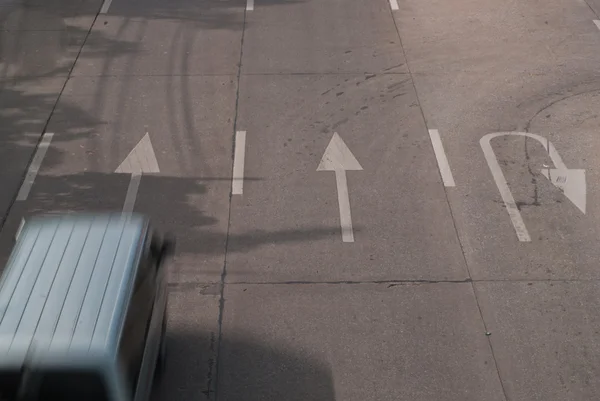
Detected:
left=116, top=133, right=159, bottom=174
left=116, top=133, right=160, bottom=213
left=335, top=170, right=355, bottom=242
left=246, top=0, right=254, bottom=11
left=232, top=131, right=247, bottom=195
left=481, top=132, right=586, bottom=242
left=389, top=0, right=399, bottom=10
left=480, top=134, right=530, bottom=242
left=317, top=133, right=363, bottom=243
left=594, top=20, right=600, bottom=30
left=428, top=129, right=455, bottom=187
left=100, top=0, right=113, bottom=14
left=123, top=173, right=141, bottom=213
left=17, top=133, right=53, bottom=201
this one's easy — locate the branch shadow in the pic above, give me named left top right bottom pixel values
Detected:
left=1, top=172, right=344, bottom=258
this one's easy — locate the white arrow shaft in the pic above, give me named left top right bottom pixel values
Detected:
left=480, top=135, right=531, bottom=242
left=123, top=173, right=142, bottom=213
left=335, top=170, right=355, bottom=243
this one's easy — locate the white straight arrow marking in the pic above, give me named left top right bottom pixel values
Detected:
left=116, top=133, right=160, bottom=213
left=481, top=131, right=586, bottom=242
left=318, top=133, right=362, bottom=243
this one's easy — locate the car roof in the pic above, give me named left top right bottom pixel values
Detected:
left=0, top=213, right=148, bottom=366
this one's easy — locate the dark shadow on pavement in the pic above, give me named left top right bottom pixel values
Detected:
left=152, top=329, right=335, bottom=401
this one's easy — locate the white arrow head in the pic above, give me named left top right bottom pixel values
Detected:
left=540, top=168, right=586, bottom=214
left=115, top=133, right=160, bottom=174
left=317, top=132, right=363, bottom=171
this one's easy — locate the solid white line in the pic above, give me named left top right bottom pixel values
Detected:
left=246, top=0, right=254, bottom=11
left=100, top=0, right=113, bottom=13
left=17, top=133, right=54, bottom=201
left=232, top=131, right=247, bottom=195
left=480, top=134, right=531, bottom=242
left=594, top=20, right=600, bottom=30
left=389, top=0, right=399, bottom=10
left=428, top=129, right=456, bottom=187
left=335, top=170, right=355, bottom=243
left=122, top=173, right=142, bottom=213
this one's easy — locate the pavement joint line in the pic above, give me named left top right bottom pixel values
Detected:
left=387, top=9, right=510, bottom=401
left=16, top=133, right=53, bottom=201
left=232, top=131, right=247, bottom=195
left=222, top=278, right=600, bottom=286
left=67, top=72, right=412, bottom=78
left=428, top=129, right=456, bottom=187
left=213, top=2, right=249, bottom=400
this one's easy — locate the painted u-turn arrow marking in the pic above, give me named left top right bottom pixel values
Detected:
left=481, top=132, right=586, bottom=242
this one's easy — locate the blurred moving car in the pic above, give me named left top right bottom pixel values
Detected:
left=0, top=213, right=175, bottom=401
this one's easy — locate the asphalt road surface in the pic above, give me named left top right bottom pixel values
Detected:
left=2, top=0, right=600, bottom=400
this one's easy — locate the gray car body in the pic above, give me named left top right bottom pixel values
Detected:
left=0, top=213, right=169, bottom=401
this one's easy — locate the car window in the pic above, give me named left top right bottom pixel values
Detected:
left=0, top=370, right=20, bottom=400
left=36, top=370, right=109, bottom=401
left=0, top=369, right=110, bottom=401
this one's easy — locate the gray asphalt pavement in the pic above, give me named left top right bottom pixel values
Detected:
left=2, top=0, right=600, bottom=400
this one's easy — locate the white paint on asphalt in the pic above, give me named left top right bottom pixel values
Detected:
left=100, top=0, right=113, bottom=14
left=232, top=131, right=247, bottom=195
left=116, top=133, right=160, bottom=214
left=594, top=20, right=600, bottom=30
left=116, top=133, right=160, bottom=174
left=17, top=133, right=54, bottom=201
left=122, top=173, right=142, bottom=213
left=318, top=133, right=363, bottom=243
left=481, top=134, right=531, bottom=242
left=480, top=132, right=587, bottom=242
left=389, top=0, right=399, bottom=10
left=246, top=0, right=254, bottom=11
left=428, top=129, right=455, bottom=187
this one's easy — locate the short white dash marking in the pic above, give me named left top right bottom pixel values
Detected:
left=100, top=0, right=113, bottom=14
left=122, top=173, right=142, bottom=213
left=232, top=131, right=247, bottom=195
left=389, top=0, right=399, bottom=10
left=17, top=133, right=53, bottom=201
left=594, top=20, right=600, bottom=30
left=428, top=129, right=456, bottom=187
left=246, top=0, right=254, bottom=11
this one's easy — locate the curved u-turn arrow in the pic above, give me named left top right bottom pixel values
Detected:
left=480, top=132, right=586, bottom=242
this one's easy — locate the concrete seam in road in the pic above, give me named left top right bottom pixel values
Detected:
left=581, top=0, right=600, bottom=19
left=66, top=72, right=410, bottom=78
left=212, top=5, right=250, bottom=401
left=0, top=6, right=104, bottom=232
left=386, top=5, right=510, bottom=401
left=217, top=278, right=600, bottom=286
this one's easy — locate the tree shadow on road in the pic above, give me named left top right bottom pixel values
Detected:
left=0, top=172, right=346, bottom=275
